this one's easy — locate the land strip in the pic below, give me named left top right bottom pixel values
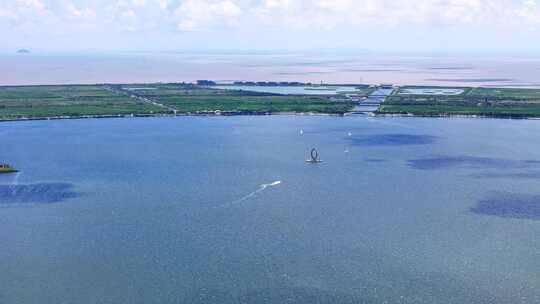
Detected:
left=105, top=85, right=178, bottom=114
left=2, top=83, right=540, bottom=121
left=377, top=86, right=540, bottom=118
left=0, top=83, right=358, bottom=121
left=0, top=85, right=167, bottom=120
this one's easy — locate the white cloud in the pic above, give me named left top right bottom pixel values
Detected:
left=0, top=8, right=19, bottom=21
left=248, top=0, right=528, bottom=30
left=1, top=0, right=539, bottom=33
left=16, top=0, right=48, bottom=13
left=516, top=0, right=540, bottom=30
left=67, top=3, right=95, bottom=19
left=174, top=0, right=242, bottom=31
left=0, top=0, right=539, bottom=51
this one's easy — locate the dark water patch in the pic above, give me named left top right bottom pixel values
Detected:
left=185, top=286, right=372, bottom=304
left=408, top=156, right=540, bottom=170
left=290, top=59, right=356, bottom=66
left=426, top=78, right=515, bottom=83
left=348, top=134, right=437, bottom=146
left=471, top=172, right=540, bottom=179
left=237, top=64, right=268, bottom=67
left=241, top=59, right=356, bottom=68
left=364, top=158, right=387, bottom=163
left=0, top=183, right=78, bottom=205
left=274, top=71, right=333, bottom=75
left=429, top=67, right=473, bottom=70
left=339, top=68, right=403, bottom=72
left=471, top=192, right=540, bottom=220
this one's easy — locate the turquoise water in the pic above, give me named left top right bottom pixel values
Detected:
left=1, top=116, right=540, bottom=303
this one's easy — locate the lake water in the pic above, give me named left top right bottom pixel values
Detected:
left=399, top=88, right=465, bottom=95
left=1, top=116, right=540, bottom=303
left=214, top=85, right=363, bottom=95
left=2, top=51, right=540, bottom=87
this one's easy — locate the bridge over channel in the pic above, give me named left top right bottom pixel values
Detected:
left=350, top=88, right=394, bottom=114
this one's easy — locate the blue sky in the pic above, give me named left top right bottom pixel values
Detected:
left=1, top=0, right=539, bottom=53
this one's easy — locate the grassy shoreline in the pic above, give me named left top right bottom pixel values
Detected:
left=377, top=105, right=540, bottom=118
left=3, top=110, right=540, bottom=124
left=0, top=111, right=349, bottom=123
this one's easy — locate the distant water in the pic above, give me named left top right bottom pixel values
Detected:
left=214, top=85, right=362, bottom=95
left=2, top=51, right=540, bottom=87
left=1, top=116, right=540, bottom=303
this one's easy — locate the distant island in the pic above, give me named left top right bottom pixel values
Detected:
left=0, top=164, right=18, bottom=174
left=16, top=49, right=30, bottom=54
left=1, top=82, right=540, bottom=121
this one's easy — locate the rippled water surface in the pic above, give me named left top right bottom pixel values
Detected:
left=2, top=51, right=540, bottom=87
left=1, top=116, right=540, bottom=303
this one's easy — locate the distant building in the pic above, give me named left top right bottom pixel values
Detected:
left=233, top=81, right=306, bottom=86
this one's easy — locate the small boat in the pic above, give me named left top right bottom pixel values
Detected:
left=306, top=148, right=323, bottom=163
left=0, top=164, right=18, bottom=174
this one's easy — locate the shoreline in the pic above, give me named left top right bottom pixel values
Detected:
left=0, top=111, right=343, bottom=123
left=371, top=112, right=539, bottom=120
left=3, top=83, right=540, bottom=122
left=1, top=111, right=539, bottom=123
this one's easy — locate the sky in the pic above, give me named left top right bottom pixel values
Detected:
left=1, top=0, right=540, bottom=54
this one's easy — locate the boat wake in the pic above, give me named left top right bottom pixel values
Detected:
left=0, top=182, right=78, bottom=205
left=12, top=172, right=21, bottom=185
left=218, top=180, right=282, bottom=208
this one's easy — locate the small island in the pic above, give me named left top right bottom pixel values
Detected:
left=0, top=164, right=18, bottom=174
left=16, top=49, right=30, bottom=54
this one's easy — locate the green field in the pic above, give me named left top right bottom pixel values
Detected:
left=4, top=84, right=540, bottom=119
left=0, top=85, right=166, bottom=119
left=378, top=87, right=540, bottom=117
left=0, top=84, right=359, bottom=119
left=117, top=84, right=357, bottom=114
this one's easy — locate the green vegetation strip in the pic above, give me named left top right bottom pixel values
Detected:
left=112, top=84, right=357, bottom=114
left=0, top=168, right=18, bottom=174
left=378, top=87, right=540, bottom=118
left=0, top=84, right=359, bottom=119
left=4, top=84, right=540, bottom=119
left=0, top=85, right=166, bottom=119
